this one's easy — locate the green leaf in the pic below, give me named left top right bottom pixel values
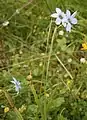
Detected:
left=47, top=97, right=65, bottom=111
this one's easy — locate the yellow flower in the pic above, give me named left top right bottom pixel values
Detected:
left=81, top=43, right=87, bottom=50
left=4, top=107, right=9, bottom=113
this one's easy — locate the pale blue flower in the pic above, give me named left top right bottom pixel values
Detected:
left=51, top=8, right=77, bottom=32
left=11, top=77, right=21, bottom=94
left=64, top=10, right=77, bottom=32
left=51, top=8, right=66, bottom=25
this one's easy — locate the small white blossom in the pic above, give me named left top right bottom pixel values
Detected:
left=64, top=73, right=68, bottom=78
left=51, top=8, right=66, bottom=25
left=59, top=30, right=64, bottom=36
left=16, top=9, right=20, bottom=14
left=80, top=58, right=86, bottom=63
left=68, top=58, right=72, bottom=63
left=23, top=64, right=28, bottom=68
left=2, top=21, right=9, bottom=27
left=51, top=8, right=77, bottom=32
left=63, top=10, right=77, bottom=32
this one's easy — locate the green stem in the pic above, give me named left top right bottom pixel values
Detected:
left=46, top=20, right=52, bottom=53
left=46, top=26, right=57, bottom=82
left=44, top=26, right=57, bottom=120
left=55, top=54, right=73, bottom=80
left=72, top=30, right=87, bottom=38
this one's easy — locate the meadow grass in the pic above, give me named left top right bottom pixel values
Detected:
left=0, top=0, right=87, bottom=120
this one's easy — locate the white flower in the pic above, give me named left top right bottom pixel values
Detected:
left=68, top=58, right=72, bottom=63
left=51, top=8, right=77, bottom=32
left=64, top=10, right=77, bottom=32
left=51, top=8, right=66, bottom=25
left=80, top=58, right=86, bottom=63
left=11, top=77, right=21, bottom=94
left=2, top=21, right=9, bottom=27
left=16, top=9, right=20, bottom=14
left=59, top=30, right=64, bottom=36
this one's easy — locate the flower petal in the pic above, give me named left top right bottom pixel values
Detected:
left=16, top=81, right=21, bottom=85
left=15, top=86, right=19, bottom=92
left=55, top=18, right=61, bottom=25
left=61, top=12, right=66, bottom=18
left=66, top=23, right=72, bottom=32
left=70, top=18, right=77, bottom=24
left=12, top=77, right=17, bottom=83
left=56, top=8, right=61, bottom=14
left=66, top=10, right=71, bottom=18
left=11, top=80, right=16, bottom=84
left=62, top=22, right=67, bottom=27
left=51, top=13, right=58, bottom=18
left=62, top=17, right=68, bottom=27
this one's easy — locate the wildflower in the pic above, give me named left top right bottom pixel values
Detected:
left=16, top=9, right=20, bottom=14
left=57, top=51, right=60, bottom=55
left=4, top=107, right=9, bottom=113
left=1, top=105, right=5, bottom=108
left=11, top=77, right=21, bottom=94
left=67, top=79, right=73, bottom=88
left=67, top=80, right=71, bottom=85
left=51, top=8, right=65, bottom=25
left=39, top=62, right=43, bottom=67
left=64, top=10, right=77, bottom=32
left=23, top=64, right=28, bottom=68
left=64, top=73, right=68, bottom=78
left=59, top=30, right=64, bottom=36
left=41, top=53, right=45, bottom=56
left=80, top=58, right=86, bottom=63
left=68, top=58, right=72, bottom=63
left=2, top=21, right=9, bottom=27
left=19, top=50, right=23, bottom=54
left=81, top=43, right=87, bottom=50
left=51, top=8, right=77, bottom=32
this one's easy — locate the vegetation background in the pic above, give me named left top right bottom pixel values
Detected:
left=0, top=0, right=87, bottom=120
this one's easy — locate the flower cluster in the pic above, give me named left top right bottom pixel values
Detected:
left=51, top=8, right=77, bottom=32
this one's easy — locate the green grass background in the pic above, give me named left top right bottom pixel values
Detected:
left=0, top=0, right=87, bottom=120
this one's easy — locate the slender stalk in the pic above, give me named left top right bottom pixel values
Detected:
left=72, top=30, right=87, bottom=38
left=55, top=54, right=73, bottom=79
left=46, top=26, right=57, bottom=82
left=44, top=26, right=57, bottom=120
left=46, top=20, right=52, bottom=53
